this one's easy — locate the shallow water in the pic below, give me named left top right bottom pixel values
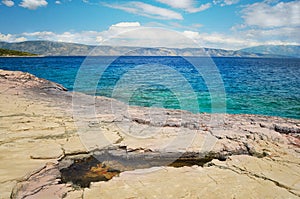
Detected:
left=0, top=56, right=299, bottom=119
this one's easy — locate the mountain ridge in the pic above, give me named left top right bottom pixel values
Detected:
left=0, top=41, right=298, bottom=57
left=240, top=45, right=300, bottom=58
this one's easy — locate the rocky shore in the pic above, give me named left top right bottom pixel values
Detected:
left=0, top=69, right=299, bottom=199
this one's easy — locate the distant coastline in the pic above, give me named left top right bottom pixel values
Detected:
left=1, top=55, right=299, bottom=59
left=0, top=40, right=299, bottom=58
left=0, top=55, right=45, bottom=58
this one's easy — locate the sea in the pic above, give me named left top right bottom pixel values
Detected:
left=0, top=56, right=299, bottom=119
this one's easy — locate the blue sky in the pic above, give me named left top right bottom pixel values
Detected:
left=0, top=0, right=299, bottom=49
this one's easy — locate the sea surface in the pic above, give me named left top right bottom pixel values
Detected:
left=0, top=56, right=299, bottom=119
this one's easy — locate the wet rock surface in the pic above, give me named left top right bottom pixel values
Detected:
left=60, top=155, right=121, bottom=188
left=59, top=147, right=222, bottom=188
left=0, top=69, right=300, bottom=199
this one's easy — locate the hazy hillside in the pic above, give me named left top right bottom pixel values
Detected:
left=0, top=41, right=94, bottom=56
left=0, top=48, right=37, bottom=56
left=0, top=41, right=296, bottom=57
left=240, top=45, right=300, bottom=58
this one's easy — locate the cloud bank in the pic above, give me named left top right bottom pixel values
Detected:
left=0, top=20, right=298, bottom=50
left=241, top=1, right=300, bottom=28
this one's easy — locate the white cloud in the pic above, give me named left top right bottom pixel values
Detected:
left=213, top=0, right=239, bottom=6
left=82, top=0, right=98, bottom=6
left=0, top=22, right=195, bottom=48
left=101, top=27, right=196, bottom=48
left=16, top=22, right=143, bottom=45
left=19, top=0, right=48, bottom=10
left=239, top=27, right=300, bottom=44
left=227, top=0, right=300, bottom=49
left=156, top=0, right=194, bottom=9
left=101, top=25, right=299, bottom=49
left=183, top=31, right=257, bottom=49
left=102, top=22, right=142, bottom=39
left=185, top=3, right=211, bottom=13
left=183, top=30, right=200, bottom=39
left=103, top=1, right=183, bottom=20
left=55, top=1, right=61, bottom=4
left=112, top=22, right=141, bottom=27
left=183, top=27, right=300, bottom=50
left=22, top=31, right=55, bottom=38
left=2, top=0, right=14, bottom=7
left=241, top=1, right=300, bottom=28
left=168, top=22, right=203, bottom=31
left=22, top=31, right=104, bottom=45
left=0, top=33, right=13, bottom=41
left=223, top=0, right=239, bottom=5
left=156, top=0, right=211, bottom=13
left=0, top=33, right=27, bottom=42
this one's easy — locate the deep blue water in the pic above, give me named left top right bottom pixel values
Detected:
left=0, top=56, right=299, bottom=119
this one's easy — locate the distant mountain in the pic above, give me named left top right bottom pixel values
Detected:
left=0, top=41, right=296, bottom=57
left=0, top=48, right=37, bottom=56
left=0, top=41, right=95, bottom=56
left=240, top=45, right=300, bottom=58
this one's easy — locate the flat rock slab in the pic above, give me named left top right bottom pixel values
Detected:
left=83, top=166, right=298, bottom=199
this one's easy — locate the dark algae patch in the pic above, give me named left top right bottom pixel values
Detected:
left=60, top=156, right=120, bottom=188
left=59, top=150, right=217, bottom=188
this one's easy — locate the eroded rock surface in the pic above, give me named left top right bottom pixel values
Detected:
left=0, top=69, right=299, bottom=199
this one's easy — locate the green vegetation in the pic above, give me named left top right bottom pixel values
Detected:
left=0, top=48, right=37, bottom=56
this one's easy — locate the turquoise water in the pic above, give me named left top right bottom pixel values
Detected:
left=0, top=56, right=299, bottom=119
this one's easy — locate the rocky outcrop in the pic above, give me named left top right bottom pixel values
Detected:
left=0, top=69, right=299, bottom=198
left=11, top=162, right=72, bottom=199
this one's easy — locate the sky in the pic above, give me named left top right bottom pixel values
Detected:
left=0, top=0, right=299, bottom=50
